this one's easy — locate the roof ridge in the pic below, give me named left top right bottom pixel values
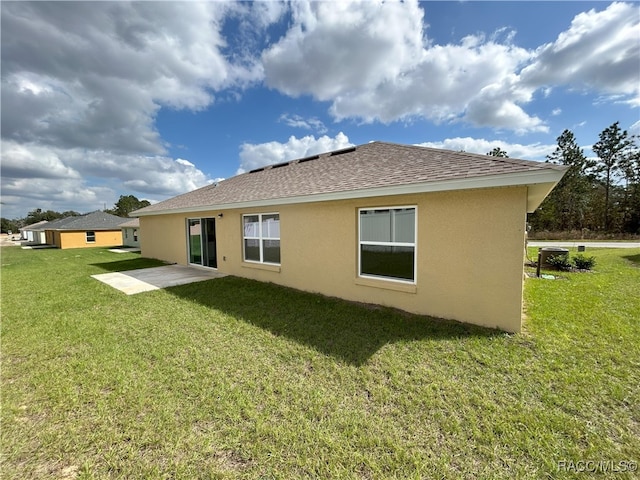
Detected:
left=247, top=144, right=358, bottom=174
left=363, top=141, right=554, bottom=168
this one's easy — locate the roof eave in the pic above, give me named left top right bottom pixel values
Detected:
left=47, top=227, right=123, bottom=231
left=134, top=168, right=568, bottom=217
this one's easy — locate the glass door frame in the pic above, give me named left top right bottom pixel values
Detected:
left=187, top=217, right=217, bottom=268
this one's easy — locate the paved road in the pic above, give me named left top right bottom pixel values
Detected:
left=528, top=241, right=640, bottom=249
left=0, top=234, right=22, bottom=247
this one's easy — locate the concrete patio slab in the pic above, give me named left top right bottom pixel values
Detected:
left=108, top=247, right=142, bottom=253
left=92, top=264, right=226, bottom=295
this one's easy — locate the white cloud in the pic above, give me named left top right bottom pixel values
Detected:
left=520, top=2, right=640, bottom=105
left=278, top=114, right=327, bottom=134
left=0, top=2, right=270, bottom=218
left=237, top=132, right=353, bottom=174
left=263, top=1, right=425, bottom=100
left=0, top=141, right=213, bottom=218
left=263, top=1, right=638, bottom=131
left=0, top=2, right=244, bottom=153
left=61, top=150, right=213, bottom=197
left=1, top=177, right=115, bottom=218
left=262, top=1, right=542, bottom=131
left=334, top=36, right=538, bottom=131
left=176, top=158, right=195, bottom=167
left=416, top=137, right=556, bottom=160
left=0, top=141, right=81, bottom=180
left=463, top=77, right=547, bottom=134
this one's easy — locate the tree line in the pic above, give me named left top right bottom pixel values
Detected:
left=529, top=122, right=639, bottom=235
left=1, top=195, right=150, bottom=233
left=487, top=122, right=639, bottom=236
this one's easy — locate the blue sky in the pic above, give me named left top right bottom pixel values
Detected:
left=1, top=1, right=638, bottom=219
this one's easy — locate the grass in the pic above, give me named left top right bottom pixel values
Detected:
left=2, top=246, right=639, bottom=479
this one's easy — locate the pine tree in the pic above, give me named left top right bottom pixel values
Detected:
left=592, top=122, right=634, bottom=230
left=545, top=130, right=594, bottom=231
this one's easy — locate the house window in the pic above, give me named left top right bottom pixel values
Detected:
left=359, top=207, right=416, bottom=282
left=133, top=230, right=138, bottom=242
left=243, top=213, right=280, bottom=264
left=86, top=231, right=96, bottom=243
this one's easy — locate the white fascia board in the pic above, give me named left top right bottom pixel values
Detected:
left=51, top=228, right=121, bottom=231
left=135, top=168, right=567, bottom=217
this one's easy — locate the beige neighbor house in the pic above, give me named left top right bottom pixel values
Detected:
left=133, top=142, right=567, bottom=333
left=43, top=211, right=126, bottom=249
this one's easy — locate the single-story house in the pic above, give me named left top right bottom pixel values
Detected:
left=20, top=220, right=49, bottom=244
left=43, top=211, right=126, bottom=249
left=120, top=218, right=140, bottom=247
left=132, top=142, right=567, bottom=332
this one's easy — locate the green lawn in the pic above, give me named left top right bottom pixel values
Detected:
left=1, top=246, right=639, bottom=479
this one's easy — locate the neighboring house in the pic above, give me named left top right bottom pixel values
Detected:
left=43, top=211, right=126, bottom=249
left=20, top=220, right=49, bottom=244
left=120, top=218, right=140, bottom=247
left=132, top=142, right=567, bottom=332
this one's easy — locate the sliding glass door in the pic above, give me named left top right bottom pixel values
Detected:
left=203, top=218, right=217, bottom=268
left=187, top=218, right=217, bottom=268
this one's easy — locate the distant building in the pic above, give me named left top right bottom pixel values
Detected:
left=20, top=220, right=49, bottom=244
left=120, top=218, right=140, bottom=247
left=43, top=211, right=126, bottom=249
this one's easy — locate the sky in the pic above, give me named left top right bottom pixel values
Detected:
left=1, top=1, right=639, bottom=219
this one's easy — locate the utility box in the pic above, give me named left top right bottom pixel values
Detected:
left=539, top=247, right=569, bottom=269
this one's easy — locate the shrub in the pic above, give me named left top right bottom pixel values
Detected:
left=547, top=254, right=572, bottom=271
left=572, top=254, right=596, bottom=270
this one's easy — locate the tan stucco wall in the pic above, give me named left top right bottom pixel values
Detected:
left=139, top=214, right=189, bottom=264
left=139, top=186, right=528, bottom=332
left=54, top=230, right=123, bottom=249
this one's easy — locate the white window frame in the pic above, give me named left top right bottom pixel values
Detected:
left=86, top=231, right=96, bottom=243
left=358, top=206, right=417, bottom=284
left=243, top=212, right=280, bottom=265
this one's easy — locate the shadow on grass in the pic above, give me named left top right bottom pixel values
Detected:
left=622, top=253, right=640, bottom=265
left=90, top=257, right=168, bottom=273
left=166, top=276, right=500, bottom=366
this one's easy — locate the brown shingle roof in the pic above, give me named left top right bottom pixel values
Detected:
left=134, top=141, right=567, bottom=216
left=45, top=211, right=127, bottom=230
